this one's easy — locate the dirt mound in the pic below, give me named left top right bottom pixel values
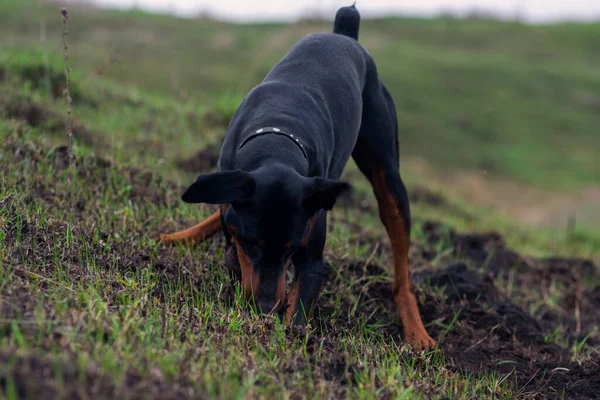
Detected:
left=317, top=259, right=600, bottom=399
left=409, top=186, right=449, bottom=208
left=0, top=97, right=103, bottom=149
left=422, top=263, right=600, bottom=399
left=3, top=138, right=180, bottom=217
left=421, top=221, right=600, bottom=342
left=2, top=101, right=47, bottom=127
left=175, top=144, right=220, bottom=173
left=0, top=348, right=203, bottom=399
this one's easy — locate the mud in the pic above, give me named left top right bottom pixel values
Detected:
left=175, top=144, right=220, bottom=173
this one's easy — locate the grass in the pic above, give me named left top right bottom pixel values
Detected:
left=0, top=121, right=517, bottom=398
left=0, top=1, right=599, bottom=398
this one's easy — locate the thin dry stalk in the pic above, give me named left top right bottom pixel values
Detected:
left=60, top=8, right=75, bottom=212
left=60, top=8, right=75, bottom=228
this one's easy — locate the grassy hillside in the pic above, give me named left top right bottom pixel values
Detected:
left=1, top=1, right=599, bottom=399
left=1, top=1, right=599, bottom=192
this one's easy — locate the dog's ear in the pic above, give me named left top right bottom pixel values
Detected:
left=182, top=170, right=255, bottom=204
left=303, top=178, right=351, bottom=213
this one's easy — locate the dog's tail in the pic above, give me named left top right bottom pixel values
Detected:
left=333, top=3, right=360, bottom=41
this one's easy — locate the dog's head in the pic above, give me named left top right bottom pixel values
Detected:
left=182, top=163, right=350, bottom=313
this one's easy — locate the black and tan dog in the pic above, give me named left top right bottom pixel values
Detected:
left=159, top=4, right=436, bottom=351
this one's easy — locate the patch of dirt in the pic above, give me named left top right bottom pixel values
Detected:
left=0, top=348, right=204, bottom=399
left=2, top=138, right=180, bottom=217
left=175, top=144, right=220, bottom=173
left=409, top=186, right=448, bottom=208
left=420, top=263, right=600, bottom=399
left=316, top=258, right=599, bottom=399
left=0, top=97, right=103, bottom=150
left=314, top=216, right=599, bottom=398
left=2, top=101, right=47, bottom=127
left=421, top=221, right=600, bottom=340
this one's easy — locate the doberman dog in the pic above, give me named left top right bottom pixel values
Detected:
left=159, top=4, right=436, bottom=351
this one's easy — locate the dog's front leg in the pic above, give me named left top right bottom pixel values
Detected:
left=285, top=259, right=327, bottom=325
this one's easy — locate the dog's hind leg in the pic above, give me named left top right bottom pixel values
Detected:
left=157, top=209, right=222, bottom=247
left=352, top=74, right=436, bottom=351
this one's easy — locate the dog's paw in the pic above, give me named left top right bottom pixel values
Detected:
left=404, top=329, right=437, bottom=352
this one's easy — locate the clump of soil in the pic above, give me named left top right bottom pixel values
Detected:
left=2, top=101, right=47, bottom=127
left=175, top=144, right=220, bottom=173
left=409, top=186, right=448, bottom=208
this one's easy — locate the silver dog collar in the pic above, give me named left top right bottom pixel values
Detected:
left=238, top=127, right=308, bottom=160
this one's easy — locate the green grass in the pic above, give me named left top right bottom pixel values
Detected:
left=1, top=1, right=599, bottom=398
left=0, top=121, right=518, bottom=398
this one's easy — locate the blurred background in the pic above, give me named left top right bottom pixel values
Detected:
left=62, top=0, right=600, bottom=23
left=1, top=0, right=599, bottom=232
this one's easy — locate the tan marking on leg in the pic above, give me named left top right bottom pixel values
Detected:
left=158, top=209, right=223, bottom=247
left=232, top=237, right=259, bottom=300
left=372, top=166, right=436, bottom=351
left=301, top=216, right=318, bottom=247
left=285, top=280, right=301, bottom=324
left=275, top=261, right=291, bottom=310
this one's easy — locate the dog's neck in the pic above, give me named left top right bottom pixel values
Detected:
left=234, top=134, right=309, bottom=176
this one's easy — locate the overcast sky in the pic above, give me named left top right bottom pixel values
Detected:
left=79, top=0, right=600, bottom=24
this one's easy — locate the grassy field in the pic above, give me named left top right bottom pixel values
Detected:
left=2, top=1, right=600, bottom=192
left=1, top=1, right=599, bottom=399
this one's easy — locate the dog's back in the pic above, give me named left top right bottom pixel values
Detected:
left=221, top=6, right=370, bottom=179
